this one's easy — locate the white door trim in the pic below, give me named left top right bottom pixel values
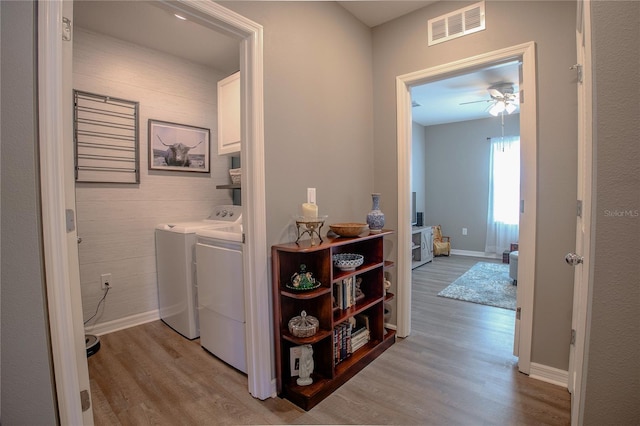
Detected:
left=39, top=2, right=270, bottom=423
left=396, top=42, right=537, bottom=373
left=38, top=2, right=90, bottom=424
left=569, top=1, right=593, bottom=423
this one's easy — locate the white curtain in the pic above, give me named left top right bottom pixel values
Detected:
left=485, top=136, right=520, bottom=254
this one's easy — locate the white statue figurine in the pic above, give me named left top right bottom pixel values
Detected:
left=296, top=344, right=314, bottom=386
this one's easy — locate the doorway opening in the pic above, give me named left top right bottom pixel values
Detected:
left=409, top=60, right=521, bottom=327
left=38, top=1, right=268, bottom=422
left=395, top=42, right=537, bottom=374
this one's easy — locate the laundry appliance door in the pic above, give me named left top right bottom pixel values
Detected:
left=196, top=238, right=246, bottom=373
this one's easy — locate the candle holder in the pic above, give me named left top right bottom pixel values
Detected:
left=294, top=215, right=327, bottom=246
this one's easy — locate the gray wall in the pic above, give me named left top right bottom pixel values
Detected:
left=420, top=115, right=520, bottom=252
left=372, top=0, right=577, bottom=371
left=0, top=1, right=58, bottom=423
left=220, top=1, right=375, bottom=246
left=582, top=1, right=640, bottom=424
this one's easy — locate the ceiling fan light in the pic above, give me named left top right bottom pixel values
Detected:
left=505, top=102, right=517, bottom=114
left=489, top=102, right=505, bottom=116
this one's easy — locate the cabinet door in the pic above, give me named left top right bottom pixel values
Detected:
left=425, top=227, right=434, bottom=262
left=217, top=71, right=241, bottom=155
left=420, top=230, right=429, bottom=263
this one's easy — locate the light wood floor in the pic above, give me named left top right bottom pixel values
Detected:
left=88, top=255, right=570, bottom=425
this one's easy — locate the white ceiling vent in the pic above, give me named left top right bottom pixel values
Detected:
left=428, top=1, right=485, bottom=46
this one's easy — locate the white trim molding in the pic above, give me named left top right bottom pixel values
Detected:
left=84, top=310, right=160, bottom=337
left=530, top=363, right=569, bottom=389
left=38, top=2, right=89, bottom=424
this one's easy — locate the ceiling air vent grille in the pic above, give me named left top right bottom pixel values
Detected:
left=428, top=1, right=485, bottom=46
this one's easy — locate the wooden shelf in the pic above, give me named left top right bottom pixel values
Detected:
left=272, top=231, right=395, bottom=410
left=216, top=183, right=241, bottom=189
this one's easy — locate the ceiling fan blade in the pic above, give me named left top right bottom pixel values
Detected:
left=459, top=99, right=492, bottom=105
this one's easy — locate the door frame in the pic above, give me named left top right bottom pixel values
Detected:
left=568, top=1, right=592, bottom=423
left=395, top=42, right=537, bottom=373
left=38, top=1, right=270, bottom=422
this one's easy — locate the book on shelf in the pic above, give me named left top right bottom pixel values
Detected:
left=334, top=276, right=366, bottom=311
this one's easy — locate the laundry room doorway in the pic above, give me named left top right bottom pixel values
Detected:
left=38, top=1, right=268, bottom=423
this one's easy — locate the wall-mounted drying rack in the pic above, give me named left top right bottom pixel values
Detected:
left=74, top=90, right=139, bottom=183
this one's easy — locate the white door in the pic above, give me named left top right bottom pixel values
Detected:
left=567, top=1, right=593, bottom=424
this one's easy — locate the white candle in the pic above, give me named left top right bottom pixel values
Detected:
left=302, top=203, right=318, bottom=218
left=302, top=188, right=318, bottom=218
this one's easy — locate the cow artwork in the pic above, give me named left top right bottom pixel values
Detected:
left=148, top=120, right=210, bottom=173
left=157, top=135, right=203, bottom=167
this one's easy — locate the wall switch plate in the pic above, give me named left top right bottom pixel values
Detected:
left=100, top=273, right=112, bottom=289
left=462, top=227, right=468, bottom=235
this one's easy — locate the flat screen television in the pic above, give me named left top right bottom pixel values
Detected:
left=411, top=192, right=417, bottom=226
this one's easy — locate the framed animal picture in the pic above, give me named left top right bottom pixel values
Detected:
left=148, top=119, right=210, bottom=173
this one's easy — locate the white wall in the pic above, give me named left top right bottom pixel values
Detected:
left=73, top=28, right=233, bottom=326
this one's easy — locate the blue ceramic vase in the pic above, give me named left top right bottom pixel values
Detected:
left=366, top=193, right=385, bottom=234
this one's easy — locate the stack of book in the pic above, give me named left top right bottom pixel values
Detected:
left=333, top=314, right=371, bottom=365
left=333, top=322, right=352, bottom=364
left=350, top=325, right=370, bottom=353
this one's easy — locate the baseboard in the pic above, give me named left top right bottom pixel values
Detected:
left=450, top=249, right=501, bottom=259
left=84, top=309, right=160, bottom=336
left=529, top=362, right=569, bottom=388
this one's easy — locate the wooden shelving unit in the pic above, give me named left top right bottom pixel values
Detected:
left=272, top=230, right=395, bottom=410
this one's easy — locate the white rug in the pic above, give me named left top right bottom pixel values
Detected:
left=437, top=262, right=516, bottom=310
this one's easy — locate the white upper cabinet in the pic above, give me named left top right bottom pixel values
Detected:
left=217, top=71, right=241, bottom=155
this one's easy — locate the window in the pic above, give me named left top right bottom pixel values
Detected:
left=485, top=136, right=520, bottom=254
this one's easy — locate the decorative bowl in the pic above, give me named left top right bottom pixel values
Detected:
left=333, top=253, right=364, bottom=271
left=288, top=310, right=319, bottom=338
left=329, top=223, right=369, bottom=237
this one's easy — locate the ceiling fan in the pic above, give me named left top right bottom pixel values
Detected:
left=461, top=83, right=519, bottom=116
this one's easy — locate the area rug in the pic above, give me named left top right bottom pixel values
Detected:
left=437, top=262, right=516, bottom=310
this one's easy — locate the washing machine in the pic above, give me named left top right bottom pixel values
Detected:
left=195, top=221, right=246, bottom=373
left=155, top=205, right=242, bottom=339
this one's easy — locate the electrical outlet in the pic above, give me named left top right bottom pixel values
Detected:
left=100, top=273, right=112, bottom=290
left=462, top=227, right=468, bottom=236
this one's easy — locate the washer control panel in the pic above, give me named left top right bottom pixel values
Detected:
left=208, top=205, right=243, bottom=223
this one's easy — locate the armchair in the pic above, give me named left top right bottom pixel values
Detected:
left=432, top=225, right=451, bottom=256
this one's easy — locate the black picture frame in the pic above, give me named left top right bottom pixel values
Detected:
left=148, top=119, right=210, bottom=173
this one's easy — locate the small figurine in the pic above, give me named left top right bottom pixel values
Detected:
left=383, top=278, right=391, bottom=296
left=296, top=344, right=314, bottom=386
